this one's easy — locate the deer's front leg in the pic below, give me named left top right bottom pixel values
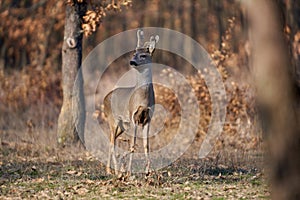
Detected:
left=128, top=125, right=137, bottom=175
left=143, top=123, right=150, bottom=175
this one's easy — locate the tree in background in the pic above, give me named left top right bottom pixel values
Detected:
left=57, top=1, right=87, bottom=147
left=242, top=1, right=300, bottom=199
left=57, top=0, right=131, bottom=147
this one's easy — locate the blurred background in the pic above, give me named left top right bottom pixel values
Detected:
left=1, top=0, right=300, bottom=166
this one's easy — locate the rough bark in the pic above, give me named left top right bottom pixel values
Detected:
left=243, top=1, right=300, bottom=199
left=57, top=2, right=87, bottom=147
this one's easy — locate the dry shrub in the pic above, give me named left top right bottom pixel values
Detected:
left=0, top=64, right=62, bottom=131
left=150, top=18, right=260, bottom=157
left=0, top=1, right=65, bottom=69
left=151, top=66, right=259, bottom=150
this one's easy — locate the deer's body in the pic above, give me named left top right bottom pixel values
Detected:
left=104, top=30, right=159, bottom=175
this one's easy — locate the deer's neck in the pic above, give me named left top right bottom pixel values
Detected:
left=136, top=66, right=152, bottom=87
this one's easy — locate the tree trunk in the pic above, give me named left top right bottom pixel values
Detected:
left=243, top=1, right=300, bottom=199
left=57, top=2, right=87, bottom=147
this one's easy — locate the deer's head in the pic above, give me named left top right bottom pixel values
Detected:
left=130, top=29, right=159, bottom=70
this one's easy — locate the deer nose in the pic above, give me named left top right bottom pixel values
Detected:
left=130, top=60, right=137, bottom=66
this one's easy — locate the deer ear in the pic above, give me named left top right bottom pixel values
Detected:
left=154, top=35, right=159, bottom=43
left=147, top=35, right=159, bottom=55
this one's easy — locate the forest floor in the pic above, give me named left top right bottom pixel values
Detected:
left=0, top=138, right=269, bottom=200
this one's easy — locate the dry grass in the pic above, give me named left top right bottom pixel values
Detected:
left=0, top=139, right=268, bottom=199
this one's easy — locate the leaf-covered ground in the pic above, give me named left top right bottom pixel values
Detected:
left=0, top=140, right=269, bottom=200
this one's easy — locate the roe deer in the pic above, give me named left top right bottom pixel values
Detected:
left=104, top=29, right=159, bottom=175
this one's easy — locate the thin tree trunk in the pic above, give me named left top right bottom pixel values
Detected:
left=57, top=2, right=87, bottom=147
left=243, top=1, right=300, bottom=199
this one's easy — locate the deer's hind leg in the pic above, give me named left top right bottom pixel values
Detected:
left=107, top=125, right=123, bottom=175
